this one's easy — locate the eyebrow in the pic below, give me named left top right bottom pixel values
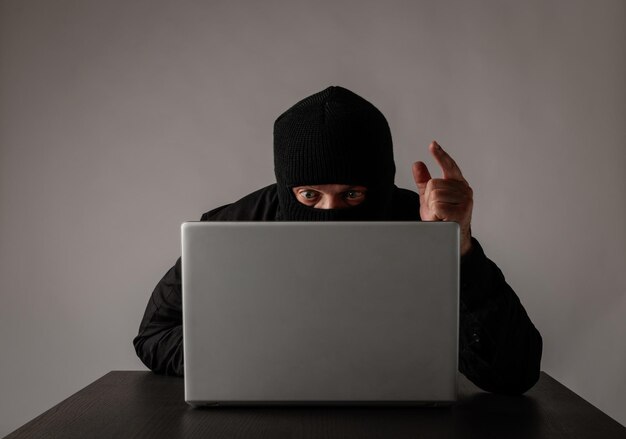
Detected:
left=294, top=185, right=367, bottom=190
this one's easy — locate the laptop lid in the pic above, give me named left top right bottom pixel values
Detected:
left=182, top=222, right=459, bottom=406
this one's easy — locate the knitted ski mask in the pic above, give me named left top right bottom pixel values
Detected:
left=274, top=86, right=396, bottom=221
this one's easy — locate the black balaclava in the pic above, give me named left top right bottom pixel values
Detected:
left=273, top=86, right=396, bottom=221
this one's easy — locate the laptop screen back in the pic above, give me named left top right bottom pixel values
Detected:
left=182, top=222, right=459, bottom=406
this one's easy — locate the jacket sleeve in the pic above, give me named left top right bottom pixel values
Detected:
left=458, top=237, right=543, bottom=394
left=132, top=194, right=270, bottom=376
left=132, top=210, right=219, bottom=376
left=133, top=256, right=184, bottom=376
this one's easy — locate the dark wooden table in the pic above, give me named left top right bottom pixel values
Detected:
left=4, top=371, right=625, bottom=438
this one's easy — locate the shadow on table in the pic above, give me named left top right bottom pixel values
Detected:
left=452, top=392, right=543, bottom=438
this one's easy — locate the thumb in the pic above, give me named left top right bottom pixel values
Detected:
left=412, top=161, right=432, bottom=197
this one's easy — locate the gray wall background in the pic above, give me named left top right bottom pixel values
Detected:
left=1, top=0, right=624, bottom=434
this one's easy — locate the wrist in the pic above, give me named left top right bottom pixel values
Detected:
left=461, top=239, right=473, bottom=257
left=460, top=226, right=473, bottom=257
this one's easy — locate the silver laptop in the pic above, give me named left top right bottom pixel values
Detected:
left=182, top=222, right=459, bottom=406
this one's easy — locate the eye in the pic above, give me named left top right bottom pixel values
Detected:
left=344, top=190, right=366, bottom=200
left=298, top=190, right=320, bottom=201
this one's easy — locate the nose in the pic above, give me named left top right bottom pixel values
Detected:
left=318, top=195, right=345, bottom=209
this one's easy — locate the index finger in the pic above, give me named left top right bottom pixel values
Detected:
left=430, top=141, right=466, bottom=181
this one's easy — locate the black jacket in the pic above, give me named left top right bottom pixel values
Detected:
left=133, top=184, right=542, bottom=394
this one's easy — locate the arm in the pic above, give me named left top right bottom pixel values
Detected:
left=132, top=189, right=277, bottom=376
left=133, top=257, right=184, bottom=376
left=458, top=237, right=542, bottom=394
left=132, top=210, right=223, bottom=376
left=413, top=141, right=542, bottom=394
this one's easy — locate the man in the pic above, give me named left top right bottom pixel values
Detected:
left=133, top=86, right=542, bottom=394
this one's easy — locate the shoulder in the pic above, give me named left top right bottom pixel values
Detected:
left=391, top=186, right=421, bottom=220
left=200, top=184, right=279, bottom=221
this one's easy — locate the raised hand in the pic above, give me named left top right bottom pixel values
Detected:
left=412, top=141, right=474, bottom=256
